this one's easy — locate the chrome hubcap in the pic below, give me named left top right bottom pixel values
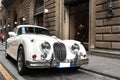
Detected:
left=18, top=51, right=23, bottom=71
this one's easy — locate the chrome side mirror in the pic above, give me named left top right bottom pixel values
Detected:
left=8, top=32, right=17, bottom=37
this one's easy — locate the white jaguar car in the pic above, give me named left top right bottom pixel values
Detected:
left=6, top=25, right=88, bottom=75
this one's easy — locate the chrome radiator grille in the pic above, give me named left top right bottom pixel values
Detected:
left=53, top=43, right=66, bottom=61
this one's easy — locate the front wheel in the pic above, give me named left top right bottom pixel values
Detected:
left=17, top=46, right=27, bottom=75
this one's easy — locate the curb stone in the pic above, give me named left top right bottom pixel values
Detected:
left=80, top=67, right=120, bottom=80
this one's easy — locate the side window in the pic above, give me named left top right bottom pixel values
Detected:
left=18, top=28, right=22, bottom=35
left=22, top=27, right=26, bottom=34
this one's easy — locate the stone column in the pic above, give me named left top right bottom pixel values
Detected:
left=89, top=0, right=96, bottom=49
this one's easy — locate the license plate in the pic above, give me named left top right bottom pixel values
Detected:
left=57, top=62, right=72, bottom=68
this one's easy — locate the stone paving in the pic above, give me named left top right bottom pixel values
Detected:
left=0, top=42, right=5, bottom=51
left=81, top=54, right=120, bottom=79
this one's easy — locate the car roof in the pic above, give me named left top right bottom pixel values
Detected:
left=17, top=25, right=48, bottom=30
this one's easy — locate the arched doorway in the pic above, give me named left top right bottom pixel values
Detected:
left=69, top=0, right=89, bottom=50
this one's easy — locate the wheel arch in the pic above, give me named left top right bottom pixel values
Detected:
left=17, top=39, right=27, bottom=58
left=17, top=41, right=28, bottom=62
left=18, top=44, right=23, bottom=54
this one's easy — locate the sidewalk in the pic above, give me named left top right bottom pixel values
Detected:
left=0, top=42, right=5, bottom=51
left=81, top=54, right=120, bottom=79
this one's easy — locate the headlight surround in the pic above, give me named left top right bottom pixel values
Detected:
left=71, top=43, right=80, bottom=54
left=41, top=41, right=51, bottom=53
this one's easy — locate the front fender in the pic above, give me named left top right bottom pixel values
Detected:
left=18, top=38, right=34, bottom=61
left=20, top=38, right=52, bottom=62
left=63, top=40, right=87, bottom=59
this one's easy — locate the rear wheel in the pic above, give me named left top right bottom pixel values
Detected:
left=17, top=46, right=28, bottom=75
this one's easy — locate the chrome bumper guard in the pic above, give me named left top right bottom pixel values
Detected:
left=26, top=58, right=89, bottom=68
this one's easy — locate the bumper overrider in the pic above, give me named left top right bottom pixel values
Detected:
left=26, top=55, right=89, bottom=68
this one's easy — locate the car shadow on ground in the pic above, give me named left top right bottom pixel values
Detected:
left=22, top=68, right=84, bottom=80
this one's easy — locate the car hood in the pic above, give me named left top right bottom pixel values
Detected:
left=22, top=34, right=62, bottom=43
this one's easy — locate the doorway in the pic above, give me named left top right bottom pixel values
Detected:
left=69, top=0, right=89, bottom=50
left=35, top=13, right=43, bottom=26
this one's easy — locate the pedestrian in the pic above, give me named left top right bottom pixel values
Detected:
left=75, top=24, right=86, bottom=42
left=1, top=34, right=5, bottom=43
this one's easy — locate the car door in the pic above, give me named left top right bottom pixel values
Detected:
left=7, top=32, right=18, bottom=59
left=7, top=27, right=21, bottom=60
left=13, top=28, right=23, bottom=60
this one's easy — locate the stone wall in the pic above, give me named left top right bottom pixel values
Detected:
left=4, top=0, right=31, bottom=27
left=1, top=0, right=59, bottom=36
left=44, top=0, right=56, bottom=35
left=95, top=0, right=120, bottom=50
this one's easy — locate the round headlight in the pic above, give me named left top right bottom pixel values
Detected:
left=41, top=42, right=51, bottom=53
left=71, top=43, right=80, bottom=54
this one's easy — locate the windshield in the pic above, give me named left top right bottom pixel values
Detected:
left=20, top=27, right=51, bottom=36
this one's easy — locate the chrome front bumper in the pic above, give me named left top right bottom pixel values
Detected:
left=26, top=58, right=89, bottom=68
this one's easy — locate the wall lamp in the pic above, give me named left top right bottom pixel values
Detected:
left=106, top=0, right=114, bottom=18
left=22, top=17, right=26, bottom=21
left=14, top=22, right=17, bottom=25
left=8, top=24, right=10, bottom=27
left=44, top=9, right=49, bottom=13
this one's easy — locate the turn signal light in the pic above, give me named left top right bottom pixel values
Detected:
left=32, top=54, right=37, bottom=59
left=83, top=54, right=87, bottom=58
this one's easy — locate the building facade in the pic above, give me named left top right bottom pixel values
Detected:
left=0, top=0, right=120, bottom=57
left=94, top=0, right=120, bottom=57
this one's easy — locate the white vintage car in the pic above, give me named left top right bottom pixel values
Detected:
left=6, top=25, right=88, bottom=75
